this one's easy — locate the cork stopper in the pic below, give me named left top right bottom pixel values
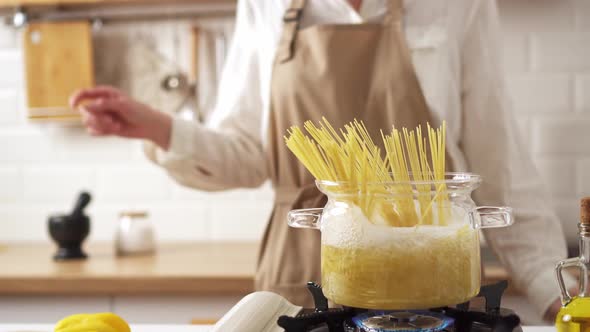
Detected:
left=581, top=197, right=590, bottom=225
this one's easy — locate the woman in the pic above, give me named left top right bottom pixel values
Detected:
left=70, top=0, right=575, bottom=321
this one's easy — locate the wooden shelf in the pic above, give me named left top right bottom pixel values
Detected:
left=0, top=0, right=234, bottom=10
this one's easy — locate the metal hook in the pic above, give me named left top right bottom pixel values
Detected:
left=161, top=73, right=188, bottom=92
left=91, top=18, right=104, bottom=32
left=10, top=7, right=28, bottom=28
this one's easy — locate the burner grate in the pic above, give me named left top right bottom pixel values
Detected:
left=277, top=281, right=521, bottom=332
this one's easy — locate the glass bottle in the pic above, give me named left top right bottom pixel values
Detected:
left=556, top=198, right=590, bottom=332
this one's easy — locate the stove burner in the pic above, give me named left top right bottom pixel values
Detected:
left=352, top=311, right=453, bottom=332
left=277, top=281, right=521, bottom=332
left=388, top=312, right=419, bottom=323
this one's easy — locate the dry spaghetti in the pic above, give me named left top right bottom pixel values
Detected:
left=285, top=118, right=448, bottom=227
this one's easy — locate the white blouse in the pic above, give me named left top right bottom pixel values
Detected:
left=146, top=0, right=575, bottom=316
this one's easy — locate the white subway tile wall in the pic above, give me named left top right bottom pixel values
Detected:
left=531, top=117, right=590, bottom=155
left=502, top=34, right=529, bottom=73
left=576, top=0, right=590, bottom=29
left=506, top=73, right=572, bottom=112
left=531, top=35, right=590, bottom=72
left=577, top=75, right=590, bottom=110
left=498, top=0, right=575, bottom=33
left=499, top=0, right=588, bottom=245
left=0, top=49, right=22, bottom=87
left=0, top=0, right=587, bottom=245
left=0, top=166, right=21, bottom=201
left=23, top=164, right=95, bottom=200
left=0, top=89, right=19, bottom=124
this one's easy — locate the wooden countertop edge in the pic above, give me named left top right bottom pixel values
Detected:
left=0, top=243, right=518, bottom=296
left=0, top=276, right=254, bottom=295
left=0, top=273, right=516, bottom=296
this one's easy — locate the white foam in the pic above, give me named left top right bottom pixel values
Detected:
left=320, top=203, right=474, bottom=249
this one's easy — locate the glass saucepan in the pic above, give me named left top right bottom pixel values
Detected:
left=287, top=172, right=513, bottom=310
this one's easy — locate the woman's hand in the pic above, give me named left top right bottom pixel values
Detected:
left=69, top=86, right=172, bottom=150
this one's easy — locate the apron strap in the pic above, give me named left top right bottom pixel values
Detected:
left=384, top=0, right=404, bottom=25
left=277, top=0, right=307, bottom=63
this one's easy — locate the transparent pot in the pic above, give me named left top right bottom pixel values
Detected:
left=288, top=173, right=513, bottom=310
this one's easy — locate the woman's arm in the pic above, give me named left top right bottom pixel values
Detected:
left=459, top=0, right=576, bottom=320
left=145, top=0, right=268, bottom=191
left=73, top=0, right=268, bottom=191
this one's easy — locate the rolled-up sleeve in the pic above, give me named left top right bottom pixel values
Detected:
left=459, top=0, right=576, bottom=316
left=144, top=0, right=268, bottom=191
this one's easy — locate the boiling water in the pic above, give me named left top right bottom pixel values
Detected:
left=320, top=205, right=480, bottom=309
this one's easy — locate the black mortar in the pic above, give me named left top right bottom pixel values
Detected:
left=48, top=192, right=91, bottom=260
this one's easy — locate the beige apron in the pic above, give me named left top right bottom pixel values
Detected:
left=257, top=0, right=439, bottom=307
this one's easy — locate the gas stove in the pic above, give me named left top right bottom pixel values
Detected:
left=277, top=281, right=522, bottom=332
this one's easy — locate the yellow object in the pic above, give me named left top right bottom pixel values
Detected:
left=321, top=223, right=480, bottom=309
left=556, top=297, right=590, bottom=332
left=55, top=312, right=130, bottom=332
left=285, top=118, right=447, bottom=227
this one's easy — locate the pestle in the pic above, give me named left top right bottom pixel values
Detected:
left=71, top=192, right=91, bottom=219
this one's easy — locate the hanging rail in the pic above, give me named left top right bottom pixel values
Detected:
left=2, top=1, right=236, bottom=28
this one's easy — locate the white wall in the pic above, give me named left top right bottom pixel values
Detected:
left=0, top=17, right=274, bottom=243
left=0, top=0, right=587, bottom=245
left=498, top=0, right=590, bottom=245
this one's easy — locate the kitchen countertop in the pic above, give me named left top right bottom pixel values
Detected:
left=0, top=242, right=512, bottom=296
left=0, top=325, right=554, bottom=332
left=0, top=242, right=257, bottom=295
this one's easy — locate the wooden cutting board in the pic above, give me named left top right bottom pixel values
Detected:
left=24, top=21, right=95, bottom=120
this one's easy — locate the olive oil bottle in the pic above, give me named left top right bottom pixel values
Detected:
left=555, top=198, right=590, bottom=332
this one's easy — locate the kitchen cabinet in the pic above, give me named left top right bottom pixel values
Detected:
left=0, top=294, right=543, bottom=325
left=113, top=295, right=242, bottom=324
left=0, top=295, right=240, bottom=324
left=0, top=296, right=110, bottom=323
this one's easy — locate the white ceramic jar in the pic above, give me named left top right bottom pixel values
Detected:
left=115, top=211, right=156, bottom=256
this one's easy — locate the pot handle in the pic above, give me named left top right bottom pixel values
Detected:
left=470, top=206, right=513, bottom=229
left=287, top=208, right=324, bottom=230
left=556, top=257, right=587, bottom=305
